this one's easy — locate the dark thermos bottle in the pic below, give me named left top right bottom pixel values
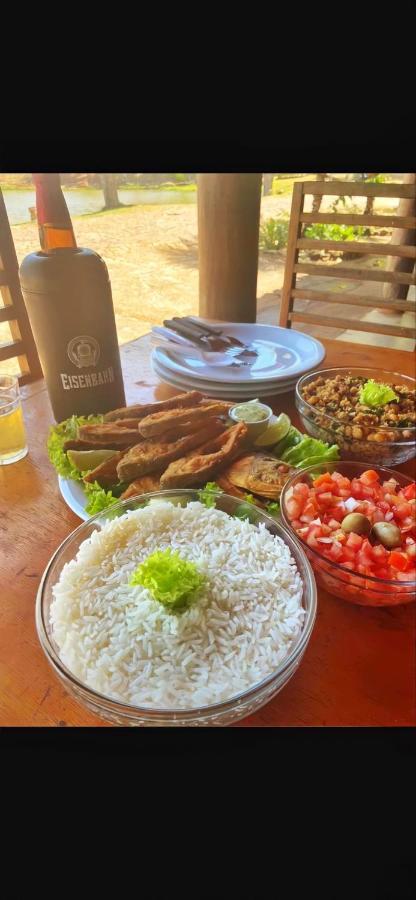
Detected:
left=19, top=173, right=126, bottom=421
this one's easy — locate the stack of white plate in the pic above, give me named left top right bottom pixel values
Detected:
left=151, top=323, right=325, bottom=400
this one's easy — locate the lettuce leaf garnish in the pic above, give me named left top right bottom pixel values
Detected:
left=265, top=500, right=280, bottom=517
left=197, top=481, right=223, bottom=508
left=83, top=481, right=119, bottom=516
left=279, top=436, right=339, bottom=466
left=359, top=380, right=399, bottom=407
left=129, top=548, right=206, bottom=612
left=47, top=414, right=103, bottom=481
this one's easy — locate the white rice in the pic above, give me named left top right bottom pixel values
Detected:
left=50, top=500, right=305, bottom=709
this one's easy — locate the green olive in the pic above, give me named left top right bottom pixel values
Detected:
left=370, top=521, right=402, bottom=549
left=341, top=513, right=372, bottom=536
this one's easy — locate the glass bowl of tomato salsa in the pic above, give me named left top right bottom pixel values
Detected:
left=281, top=462, right=416, bottom=607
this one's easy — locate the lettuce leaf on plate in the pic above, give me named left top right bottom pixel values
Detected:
left=273, top=426, right=302, bottom=458
left=280, top=436, right=339, bottom=466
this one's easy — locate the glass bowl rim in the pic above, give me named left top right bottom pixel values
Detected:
left=36, top=489, right=318, bottom=718
left=280, top=461, right=416, bottom=588
left=295, top=366, right=416, bottom=440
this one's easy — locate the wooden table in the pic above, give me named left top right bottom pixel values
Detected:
left=1, top=335, right=415, bottom=727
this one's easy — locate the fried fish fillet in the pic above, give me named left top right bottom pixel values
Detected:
left=222, top=454, right=295, bottom=501
left=63, top=438, right=135, bottom=452
left=83, top=450, right=127, bottom=487
left=159, top=422, right=248, bottom=488
left=138, top=402, right=231, bottom=438
left=78, top=423, right=143, bottom=447
left=104, top=391, right=204, bottom=422
left=120, top=474, right=162, bottom=500
left=116, top=419, right=224, bottom=482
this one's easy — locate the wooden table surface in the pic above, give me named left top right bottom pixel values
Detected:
left=1, top=335, right=415, bottom=727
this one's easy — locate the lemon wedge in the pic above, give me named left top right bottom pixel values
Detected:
left=67, top=449, right=117, bottom=472
left=254, top=413, right=291, bottom=448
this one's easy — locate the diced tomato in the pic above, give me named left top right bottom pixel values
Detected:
left=389, top=551, right=410, bottom=572
left=374, top=567, right=390, bottom=580
left=346, top=532, right=363, bottom=551
left=339, top=560, right=355, bottom=571
left=313, top=473, right=333, bottom=487
left=371, top=508, right=385, bottom=523
left=360, top=469, right=380, bottom=485
left=405, top=544, right=416, bottom=560
left=351, top=478, right=365, bottom=499
left=293, top=482, right=310, bottom=501
left=328, top=541, right=343, bottom=561
left=370, top=544, right=389, bottom=564
left=393, top=502, right=412, bottom=521
left=403, top=483, right=416, bottom=500
left=340, top=546, right=357, bottom=562
left=286, top=497, right=303, bottom=520
left=326, top=506, right=345, bottom=522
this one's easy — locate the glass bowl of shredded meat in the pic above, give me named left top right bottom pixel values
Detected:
left=295, top=367, right=416, bottom=467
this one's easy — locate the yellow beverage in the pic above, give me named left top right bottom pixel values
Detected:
left=0, top=377, right=28, bottom=465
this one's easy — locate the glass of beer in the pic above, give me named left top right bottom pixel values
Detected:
left=0, top=375, right=28, bottom=465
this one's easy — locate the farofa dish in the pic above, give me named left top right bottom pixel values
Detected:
left=296, top=368, right=416, bottom=466
left=300, top=374, right=415, bottom=441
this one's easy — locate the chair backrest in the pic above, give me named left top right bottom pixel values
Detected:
left=0, top=189, right=42, bottom=384
left=279, top=179, right=416, bottom=346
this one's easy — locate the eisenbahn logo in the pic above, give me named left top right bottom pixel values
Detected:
left=67, top=335, right=100, bottom=369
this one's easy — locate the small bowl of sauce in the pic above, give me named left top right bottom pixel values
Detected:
left=229, top=399, right=273, bottom=439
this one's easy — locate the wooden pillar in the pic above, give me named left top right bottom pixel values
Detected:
left=197, top=173, right=262, bottom=322
left=383, top=173, right=416, bottom=301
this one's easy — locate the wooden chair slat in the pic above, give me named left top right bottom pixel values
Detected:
left=294, top=263, right=415, bottom=285
left=0, top=305, right=15, bottom=323
left=300, top=212, right=416, bottom=229
left=296, top=239, right=416, bottom=259
left=291, top=288, right=413, bottom=312
left=0, top=339, right=25, bottom=362
left=301, top=181, right=415, bottom=199
left=289, top=312, right=416, bottom=339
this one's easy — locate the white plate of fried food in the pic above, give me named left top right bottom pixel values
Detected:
left=54, top=390, right=296, bottom=520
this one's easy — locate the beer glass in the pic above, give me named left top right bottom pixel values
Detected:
left=0, top=375, right=28, bottom=465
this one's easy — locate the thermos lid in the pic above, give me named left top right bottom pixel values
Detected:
left=19, top=247, right=110, bottom=293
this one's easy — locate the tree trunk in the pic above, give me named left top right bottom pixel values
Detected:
left=263, top=173, right=274, bottom=195
left=101, top=174, right=120, bottom=209
left=382, top=173, right=416, bottom=301
left=198, top=174, right=262, bottom=322
left=311, top=174, right=327, bottom=214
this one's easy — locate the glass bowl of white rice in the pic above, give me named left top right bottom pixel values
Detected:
left=36, top=491, right=317, bottom=726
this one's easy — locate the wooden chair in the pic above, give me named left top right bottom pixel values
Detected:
left=0, top=189, right=42, bottom=384
left=279, top=180, right=416, bottom=346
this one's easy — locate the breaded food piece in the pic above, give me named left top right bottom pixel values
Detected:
left=117, top=419, right=224, bottom=482
left=104, top=391, right=204, bottom=422
left=120, top=474, right=162, bottom=500
left=83, top=450, right=127, bottom=487
left=138, top=402, right=231, bottom=438
left=78, top=423, right=143, bottom=447
left=223, top=454, right=295, bottom=500
left=63, top=438, right=134, bottom=452
left=110, top=419, right=146, bottom=428
left=160, top=423, right=248, bottom=488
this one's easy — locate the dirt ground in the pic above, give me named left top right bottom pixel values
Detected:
left=2, top=190, right=412, bottom=378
